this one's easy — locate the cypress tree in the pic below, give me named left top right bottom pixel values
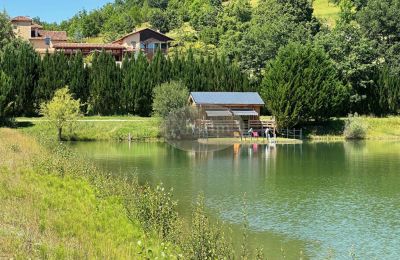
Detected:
left=36, top=51, right=69, bottom=107
left=89, top=51, right=121, bottom=115
left=68, top=52, right=88, bottom=107
left=134, top=52, right=152, bottom=116
left=121, top=54, right=137, bottom=114
left=1, top=40, right=39, bottom=116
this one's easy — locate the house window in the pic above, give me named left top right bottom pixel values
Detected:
left=130, top=41, right=137, bottom=48
left=45, top=37, right=51, bottom=45
left=161, top=43, right=167, bottom=49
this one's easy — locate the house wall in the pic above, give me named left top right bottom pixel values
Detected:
left=12, top=22, right=31, bottom=41
left=29, top=39, right=66, bottom=56
left=119, top=34, right=141, bottom=49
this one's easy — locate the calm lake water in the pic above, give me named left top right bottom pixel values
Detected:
left=69, top=141, right=400, bottom=259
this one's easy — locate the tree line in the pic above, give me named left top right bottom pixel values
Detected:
left=0, top=40, right=249, bottom=118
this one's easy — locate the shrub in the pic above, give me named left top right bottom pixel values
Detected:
left=153, top=81, right=189, bottom=118
left=343, top=117, right=367, bottom=139
left=181, top=195, right=233, bottom=259
left=40, top=87, right=82, bottom=140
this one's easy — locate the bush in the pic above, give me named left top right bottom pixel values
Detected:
left=153, top=81, right=189, bottom=118
left=181, top=195, right=233, bottom=259
left=343, top=117, right=367, bottom=139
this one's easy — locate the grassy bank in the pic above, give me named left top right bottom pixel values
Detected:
left=0, top=128, right=176, bottom=258
left=16, top=116, right=162, bottom=141
left=0, top=128, right=254, bottom=259
left=302, top=116, right=400, bottom=140
left=15, top=116, right=400, bottom=142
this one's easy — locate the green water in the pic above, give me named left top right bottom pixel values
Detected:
left=69, top=141, right=400, bottom=259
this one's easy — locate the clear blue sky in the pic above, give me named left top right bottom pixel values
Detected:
left=1, top=0, right=112, bottom=23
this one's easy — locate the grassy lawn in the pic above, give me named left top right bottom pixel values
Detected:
left=16, top=116, right=162, bottom=141
left=303, top=116, right=400, bottom=140
left=14, top=116, right=400, bottom=142
left=313, top=0, right=340, bottom=27
left=0, top=128, right=176, bottom=258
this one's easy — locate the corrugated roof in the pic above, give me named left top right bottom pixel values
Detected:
left=232, top=109, right=259, bottom=116
left=191, top=92, right=265, bottom=105
left=205, top=110, right=233, bottom=117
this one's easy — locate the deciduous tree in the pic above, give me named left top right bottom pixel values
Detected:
left=40, top=87, right=82, bottom=140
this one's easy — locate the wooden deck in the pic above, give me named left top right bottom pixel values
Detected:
left=194, top=119, right=277, bottom=138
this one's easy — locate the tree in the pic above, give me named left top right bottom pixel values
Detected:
left=148, top=0, right=169, bottom=9
left=374, top=66, right=400, bottom=115
left=0, top=11, right=14, bottom=50
left=40, top=87, right=81, bottom=141
left=149, top=9, right=170, bottom=33
left=261, top=42, right=348, bottom=128
left=315, top=23, right=378, bottom=114
left=152, top=81, right=189, bottom=118
left=1, top=40, right=40, bottom=116
left=36, top=52, right=69, bottom=107
left=357, top=0, right=400, bottom=46
left=89, top=51, right=121, bottom=115
left=0, top=71, right=12, bottom=122
left=68, top=52, right=88, bottom=107
left=237, top=0, right=316, bottom=78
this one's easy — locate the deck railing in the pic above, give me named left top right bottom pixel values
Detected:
left=279, top=128, right=303, bottom=139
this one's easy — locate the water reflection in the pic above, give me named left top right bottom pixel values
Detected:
left=68, top=141, right=400, bottom=259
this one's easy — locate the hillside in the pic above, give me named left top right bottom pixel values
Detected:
left=313, top=0, right=340, bottom=27
left=45, top=0, right=340, bottom=46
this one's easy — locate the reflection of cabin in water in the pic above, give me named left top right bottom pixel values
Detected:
left=189, top=92, right=276, bottom=137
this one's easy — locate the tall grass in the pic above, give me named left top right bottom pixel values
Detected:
left=1, top=129, right=260, bottom=259
left=0, top=128, right=177, bottom=258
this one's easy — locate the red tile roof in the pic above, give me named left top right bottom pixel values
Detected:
left=37, top=30, right=68, bottom=41
left=11, top=16, right=32, bottom=22
left=32, top=23, right=43, bottom=29
left=52, top=43, right=125, bottom=49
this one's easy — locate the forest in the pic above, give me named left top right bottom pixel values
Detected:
left=1, top=0, right=400, bottom=127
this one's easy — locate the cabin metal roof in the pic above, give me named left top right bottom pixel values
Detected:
left=190, top=92, right=265, bottom=106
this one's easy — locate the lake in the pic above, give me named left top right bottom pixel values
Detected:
left=69, top=141, right=400, bottom=259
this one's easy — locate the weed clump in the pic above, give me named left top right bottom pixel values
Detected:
left=344, top=117, right=368, bottom=139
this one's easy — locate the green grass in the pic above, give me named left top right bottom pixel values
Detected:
left=303, top=116, right=400, bottom=140
left=15, top=115, right=400, bottom=142
left=16, top=116, right=162, bottom=141
left=85, top=35, right=106, bottom=44
left=313, top=0, right=340, bottom=27
left=0, top=129, right=177, bottom=258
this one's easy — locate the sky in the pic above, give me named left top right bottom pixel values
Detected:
left=1, top=0, right=112, bottom=23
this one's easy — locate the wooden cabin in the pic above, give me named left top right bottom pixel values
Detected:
left=189, top=92, right=264, bottom=119
left=189, top=92, right=276, bottom=136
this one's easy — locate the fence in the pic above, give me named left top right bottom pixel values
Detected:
left=279, top=128, right=303, bottom=140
